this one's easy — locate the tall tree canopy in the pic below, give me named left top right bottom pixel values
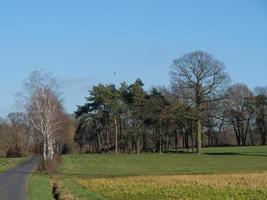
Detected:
left=170, top=51, right=230, bottom=153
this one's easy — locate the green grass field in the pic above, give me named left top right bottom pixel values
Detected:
left=62, top=146, right=267, bottom=176
left=29, top=146, right=267, bottom=200
left=0, top=157, right=27, bottom=173
left=28, top=172, right=54, bottom=200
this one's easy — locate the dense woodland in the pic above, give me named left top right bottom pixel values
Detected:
left=0, top=50, right=267, bottom=158
left=74, top=80, right=267, bottom=154
left=75, top=51, right=267, bottom=154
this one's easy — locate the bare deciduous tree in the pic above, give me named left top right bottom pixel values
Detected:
left=254, top=86, right=267, bottom=145
left=225, top=83, right=254, bottom=146
left=0, top=113, right=30, bottom=157
left=170, top=51, right=230, bottom=153
left=28, top=88, right=63, bottom=159
left=25, top=70, right=64, bottom=160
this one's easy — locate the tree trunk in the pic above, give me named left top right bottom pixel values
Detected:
left=166, top=134, right=169, bottom=150
left=97, top=131, right=102, bottom=153
left=137, top=136, right=140, bottom=155
left=159, top=117, right=162, bottom=154
left=243, top=115, right=251, bottom=146
left=143, top=132, right=147, bottom=152
left=261, top=125, right=266, bottom=145
left=175, top=129, right=178, bottom=153
left=190, top=125, right=195, bottom=153
left=233, top=122, right=241, bottom=146
left=249, top=125, right=254, bottom=146
left=185, top=132, right=189, bottom=151
left=43, top=138, right=47, bottom=160
left=114, top=116, right=118, bottom=155
left=159, top=136, right=162, bottom=154
left=197, top=118, right=202, bottom=154
left=105, top=120, right=109, bottom=152
left=48, top=134, right=54, bottom=159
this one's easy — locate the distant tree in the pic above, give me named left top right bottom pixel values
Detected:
left=203, top=100, right=226, bottom=147
left=76, top=84, right=108, bottom=153
left=126, top=79, right=147, bottom=154
left=170, top=50, right=230, bottom=153
left=174, top=100, right=197, bottom=151
left=105, top=85, right=122, bottom=155
left=55, top=113, right=75, bottom=155
left=0, top=118, right=8, bottom=156
left=118, top=82, right=130, bottom=152
left=158, top=87, right=196, bottom=151
left=7, top=112, right=31, bottom=156
left=225, top=83, right=254, bottom=146
left=76, top=83, right=125, bottom=154
left=146, top=88, right=170, bottom=153
left=254, top=87, right=267, bottom=145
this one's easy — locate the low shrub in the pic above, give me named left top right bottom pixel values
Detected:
left=6, top=147, right=24, bottom=158
left=38, top=155, right=62, bottom=174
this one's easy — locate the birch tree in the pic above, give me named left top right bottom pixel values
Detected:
left=25, top=71, right=64, bottom=160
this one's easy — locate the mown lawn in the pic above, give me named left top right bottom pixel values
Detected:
left=0, top=157, right=27, bottom=173
left=34, top=146, right=267, bottom=200
left=62, top=146, right=267, bottom=176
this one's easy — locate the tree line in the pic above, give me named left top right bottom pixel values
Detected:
left=0, top=50, right=266, bottom=159
left=75, top=51, right=267, bottom=154
left=0, top=71, right=75, bottom=159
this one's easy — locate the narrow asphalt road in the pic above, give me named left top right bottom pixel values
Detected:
left=0, top=157, right=39, bottom=200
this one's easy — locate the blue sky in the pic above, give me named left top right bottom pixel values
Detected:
left=0, top=0, right=266, bottom=116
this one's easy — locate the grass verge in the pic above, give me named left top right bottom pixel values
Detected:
left=0, top=157, right=28, bottom=173
left=28, top=172, right=54, bottom=200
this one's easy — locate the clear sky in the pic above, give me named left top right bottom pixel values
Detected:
left=0, top=0, right=266, bottom=116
